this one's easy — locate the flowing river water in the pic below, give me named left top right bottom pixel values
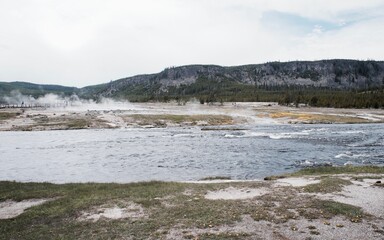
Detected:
left=1, top=124, right=383, bottom=183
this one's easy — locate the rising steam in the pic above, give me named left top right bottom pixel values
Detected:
left=1, top=90, right=134, bottom=110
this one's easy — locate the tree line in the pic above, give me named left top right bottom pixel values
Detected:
left=110, top=76, right=384, bottom=109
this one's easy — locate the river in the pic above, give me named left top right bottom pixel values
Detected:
left=1, top=124, right=383, bottom=183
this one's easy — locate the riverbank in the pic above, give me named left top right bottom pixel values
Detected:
left=1, top=102, right=384, bottom=131
left=0, top=166, right=383, bottom=239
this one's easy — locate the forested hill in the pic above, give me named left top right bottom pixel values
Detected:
left=96, top=60, right=383, bottom=95
left=1, top=60, right=384, bottom=108
left=86, top=59, right=384, bottom=107
left=0, top=81, right=79, bottom=98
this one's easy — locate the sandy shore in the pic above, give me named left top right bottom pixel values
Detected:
left=1, top=102, right=384, bottom=131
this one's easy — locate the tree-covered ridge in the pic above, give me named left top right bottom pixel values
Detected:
left=107, top=75, right=384, bottom=109
left=1, top=60, right=384, bottom=108
left=91, top=60, right=384, bottom=108
left=0, top=81, right=79, bottom=98
left=101, top=59, right=384, bottom=96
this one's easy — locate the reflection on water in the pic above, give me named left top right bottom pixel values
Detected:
left=1, top=124, right=383, bottom=183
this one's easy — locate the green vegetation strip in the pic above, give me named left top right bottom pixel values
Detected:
left=265, top=166, right=384, bottom=181
left=290, top=166, right=384, bottom=176
left=303, top=178, right=351, bottom=193
left=126, top=114, right=233, bottom=125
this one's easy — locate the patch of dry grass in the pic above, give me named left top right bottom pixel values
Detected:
left=123, top=114, right=233, bottom=126
left=9, top=114, right=112, bottom=131
left=197, top=232, right=250, bottom=239
left=290, top=166, right=384, bottom=176
left=0, top=111, right=20, bottom=121
left=10, top=119, right=93, bottom=131
left=303, top=177, right=351, bottom=193
left=268, top=111, right=372, bottom=123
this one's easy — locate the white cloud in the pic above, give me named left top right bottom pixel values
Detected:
left=0, top=0, right=383, bottom=87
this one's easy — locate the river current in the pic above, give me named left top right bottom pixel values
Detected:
left=1, top=124, right=383, bottom=183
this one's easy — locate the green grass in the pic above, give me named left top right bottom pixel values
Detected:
left=35, top=117, right=92, bottom=130
left=264, top=166, right=384, bottom=181
left=125, top=114, right=233, bottom=126
left=303, top=177, right=351, bottom=193
left=0, top=111, right=19, bottom=121
left=296, top=198, right=364, bottom=221
left=0, top=181, right=257, bottom=239
left=0, top=180, right=292, bottom=239
left=0, top=181, right=186, bottom=239
left=10, top=118, right=101, bottom=131
left=263, top=175, right=287, bottom=181
left=1, top=165, right=383, bottom=239
left=64, top=119, right=90, bottom=129
left=290, top=166, right=384, bottom=176
left=199, top=176, right=232, bottom=181
left=197, top=232, right=250, bottom=239
left=310, top=200, right=364, bottom=220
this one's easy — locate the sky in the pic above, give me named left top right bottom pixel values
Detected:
left=1, top=0, right=384, bottom=87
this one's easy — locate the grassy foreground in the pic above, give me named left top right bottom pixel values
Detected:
left=0, top=166, right=383, bottom=239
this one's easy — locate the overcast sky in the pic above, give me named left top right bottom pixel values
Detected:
left=1, top=0, right=384, bottom=87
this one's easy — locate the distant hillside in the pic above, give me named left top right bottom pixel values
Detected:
left=1, top=60, right=384, bottom=108
left=0, top=81, right=79, bottom=98
left=92, top=59, right=384, bottom=98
